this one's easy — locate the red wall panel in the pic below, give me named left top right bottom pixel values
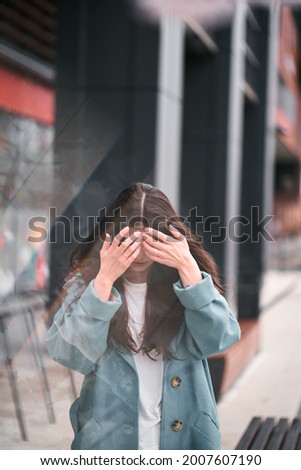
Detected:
left=0, top=67, right=54, bottom=125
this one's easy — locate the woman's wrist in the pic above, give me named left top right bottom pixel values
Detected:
left=178, top=255, right=203, bottom=287
left=94, top=272, right=114, bottom=301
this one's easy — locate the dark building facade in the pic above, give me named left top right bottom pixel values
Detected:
left=47, top=0, right=278, bottom=399
left=2, top=0, right=301, bottom=401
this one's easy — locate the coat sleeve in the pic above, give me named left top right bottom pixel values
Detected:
left=45, top=273, right=122, bottom=374
left=173, top=271, right=241, bottom=359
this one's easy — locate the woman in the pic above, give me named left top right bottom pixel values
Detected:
left=46, top=182, right=240, bottom=450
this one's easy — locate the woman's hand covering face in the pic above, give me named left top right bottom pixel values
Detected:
left=98, top=226, right=143, bottom=284
left=142, top=226, right=192, bottom=270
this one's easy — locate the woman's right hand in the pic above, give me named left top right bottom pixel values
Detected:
left=93, top=226, right=142, bottom=301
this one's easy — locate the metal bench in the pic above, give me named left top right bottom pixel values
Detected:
left=235, top=416, right=301, bottom=450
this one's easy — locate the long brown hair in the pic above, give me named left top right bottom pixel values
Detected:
left=67, top=182, right=224, bottom=358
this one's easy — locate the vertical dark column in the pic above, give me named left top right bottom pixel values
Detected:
left=180, top=11, right=271, bottom=400
left=47, top=0, right=159, bottom=312
left=238, top=8, right=270, bottom=319
left=180, top=28, right=232, bottom=281
left=180, top=28, right=235, bottom=401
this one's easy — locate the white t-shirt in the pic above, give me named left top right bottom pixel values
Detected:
left=122, top=277, right=163, bottom=450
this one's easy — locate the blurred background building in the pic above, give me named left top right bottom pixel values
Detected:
left=1, top=0, right=301, bottom=446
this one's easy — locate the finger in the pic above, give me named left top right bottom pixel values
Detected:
left=112, top=226, right=130, bottom=247
left=144, top=226, right=177, bottom=243
left=144, top=227, right=167, bottom=242
left=142, top=234, right=166, bottom=251
left=121, top=231, right=142, bottom=251
left=143, top=242, right=176, bottom=268
left=129, top=243, right=142, bottom=260
left=168, top=224, right=185, bottom=241
left=142, top=245, right=168, bottom=266
left=121, top=243, right=142, bottom=264
left=101, top=233, right=111, bottom=253
left=123, top=238, right=143, bottom=258
left=142, top=240, right=164, bottom=260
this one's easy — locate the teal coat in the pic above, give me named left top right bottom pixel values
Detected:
left=46, top=271, right=240, bottom=450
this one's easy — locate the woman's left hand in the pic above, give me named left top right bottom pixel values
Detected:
left=142, top=225, right=203, bottom=286
left=142, top=225, right=189, bottom=270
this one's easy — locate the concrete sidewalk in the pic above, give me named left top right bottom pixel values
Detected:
left=0, top=269, right=301, bottom=450
left=218, top=269, right=301, bottom=449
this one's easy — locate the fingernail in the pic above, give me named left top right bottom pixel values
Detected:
left=169, top=224, right=178, bottom=231
left=133, top=231, right=141, bottom=237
